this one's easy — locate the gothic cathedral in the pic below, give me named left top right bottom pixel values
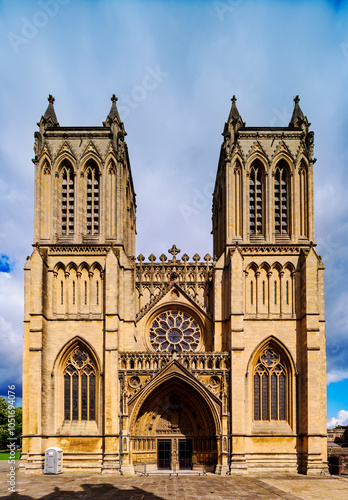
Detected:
left=21, top=95, right=327, bottom=474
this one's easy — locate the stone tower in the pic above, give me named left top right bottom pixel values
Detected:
left=21, top=95, right=327, bottom=474
left=212, top=96, right=326, bottom=473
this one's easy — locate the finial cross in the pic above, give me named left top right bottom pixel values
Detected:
left=231, top=95, right=237, bottom=103
left=48, top=94, right=55, bottom=104
left=148, top=254, right=156, bottom=264
left=111, top=94, right=118, bottom=103
left=294, top=95, right=300, bottom=104
left=168, top=244, right=181, bottom=262
left=159, top=253, right=167, bottom=264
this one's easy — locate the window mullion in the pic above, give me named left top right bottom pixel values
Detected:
left=92, top=170, right=95, bottom=233
left=70, top=374, right=72, bottom=421
left=87, top=375, right=90, bottom=421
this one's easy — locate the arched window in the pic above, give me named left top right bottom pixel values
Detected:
left=253, top=346, right=287, bottom=421
left=262, top=281, right=265, bottom=305
left=234, top=162, right=242, bottom=237
left=299, top=165, right=308, bottom=237
left=249, top=163, right=263, bottom=235
left=64, top=346, right=96, bottom=421
left=86, top=163, right=99, bottom=235
left=61, top=163, right=74, bottom=235
left=274, top=162, right=289, bottom=235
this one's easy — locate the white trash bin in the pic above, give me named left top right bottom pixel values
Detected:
left=44, top=447, right=63, bottom=474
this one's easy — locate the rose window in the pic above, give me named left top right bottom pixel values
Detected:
left=149, top=310, right=201, bottom=352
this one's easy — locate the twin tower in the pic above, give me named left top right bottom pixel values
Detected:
left=21, top=95, right=327, bottom=474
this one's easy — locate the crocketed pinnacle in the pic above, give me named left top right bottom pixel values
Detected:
left=289, top=95, right=308, bottom=128
left=228, top=95, right=244, bottom=126
left=42, top=94, right=59, bottom=126
left=104, top=94, right=122, bottom=126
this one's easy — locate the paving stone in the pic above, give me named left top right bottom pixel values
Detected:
left=1, top=466, right=348, bottom=500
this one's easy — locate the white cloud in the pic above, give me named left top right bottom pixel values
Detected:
left=0, top=273, right=24, bottom=395
left=327, top=410, right=348, bottom=429
left=327, top=370, right=348, bottom=385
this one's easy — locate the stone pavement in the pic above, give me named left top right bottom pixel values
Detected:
left=0, top=464, right=347, bottom=500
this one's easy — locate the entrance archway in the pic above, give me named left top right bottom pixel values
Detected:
left=130, top=378, right=218, bottom=472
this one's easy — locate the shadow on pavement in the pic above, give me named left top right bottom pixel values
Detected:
left=2, top=483, right=165, bottom=499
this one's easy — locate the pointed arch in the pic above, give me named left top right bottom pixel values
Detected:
left=55, top=154, right=76, bottom=175
left=298, top=159, right=308, bottom=237
left=248, top=336, right=295, bottom=424
left=66, top=262, right=78, bottom=273
left=81, top=158, right=100, bottom=235
left=271, top=152, right=294, bottom=175
left=90, top=262, right=103, bottom=274
left=57, top=158, right=75, bottom=235
left=248, top=159, right=266, bottom=236
left=80, top=154, right=102, bottom=175
left=233, top=158, right=243, bottom=237
left=274, top=159, right=291, bottom=235
left=245, top=263, right=258, bottom=314
left=259, top=262, right=271, bottom=273
left=78, top=261, right=90, bottom=274
left=38, top=157, right=52, bottom=239
left=54, top=337, right=100, bottom=423
left=129, top=362, right=222, bottom=436
left=39, top=154, right=52, bottom=173
left=53, top=262, right=66, bottom=274
left=271, top=262, right=283, bottom=273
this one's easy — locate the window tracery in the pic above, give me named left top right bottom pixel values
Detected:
left=61, top=164, right=74, bottom=235
left=253, top=347, right=287, bottom=421
left=249, top=164, right=263, bottom=235
left=149, top=310, right=201, bottom=353
left=64, top=347, right=96, bottom=421
left=274, top=162, right=289, bottom=235
left=86, top=165, right=99, bottom=234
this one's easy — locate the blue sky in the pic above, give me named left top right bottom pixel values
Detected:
left=0, top=0, right=347, bottom=427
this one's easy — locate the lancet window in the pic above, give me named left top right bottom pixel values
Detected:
left=274, top=162, right=289, bottom=235
left=249, top=163, right=263, bottom=235
left=253, top=346, right=287, bottom=421
left=64, top=347, right=96, bottom=421
left=86, top=164, right=99, bottom=234
left=299, top=165, right=308, bottom=237
left=61, top=163, right=74, bottom=235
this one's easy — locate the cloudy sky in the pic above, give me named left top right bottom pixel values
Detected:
left=0, top=0, right=347, bottom=427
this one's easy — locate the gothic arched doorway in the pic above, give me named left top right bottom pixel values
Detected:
left=130, top=378, right=218, bottom=472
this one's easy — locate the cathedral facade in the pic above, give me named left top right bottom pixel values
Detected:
left=21, top=95, right=327, bottom=474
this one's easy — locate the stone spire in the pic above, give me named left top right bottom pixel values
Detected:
left=228, top=95, right=244, bottom=127
left=41, top=94, right=59, bottom=127
left=223, top=95, right=245, bottom=145
left=289, top=95, right=309, bottom=133
left=104, top=94, right=123, bottom=128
